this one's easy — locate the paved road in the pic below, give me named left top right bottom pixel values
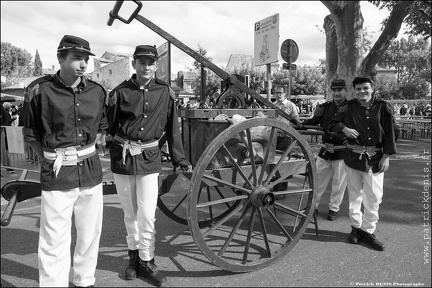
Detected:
left=1, top=137, right=431, bottom=287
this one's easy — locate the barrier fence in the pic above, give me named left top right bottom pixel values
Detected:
left=1, top=126, right=41, bottom=177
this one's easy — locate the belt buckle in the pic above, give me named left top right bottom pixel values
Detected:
left=129, top=146, right=142, bottom=156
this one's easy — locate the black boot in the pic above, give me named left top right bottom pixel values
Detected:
left=138, top=257, right=167, bottom=287
left=348, top=226, right=360, bottom=244
left=125, top=249, right=139, bottom=280
left=358, top=229, right=385, bottom=251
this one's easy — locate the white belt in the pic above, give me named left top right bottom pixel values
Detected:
left=346, top=144, right=382, bottom=160
left=43, top=144, right=96, bottom=177
left=114, top=135, right=159, bottom=166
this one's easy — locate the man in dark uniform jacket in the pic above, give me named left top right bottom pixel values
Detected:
left=106, top=45, right=191, bottom=287
left=329, top=76, right=396, bottom=251
left=302, top=79, right=349, bottom=221
left=23, top=35, right=107, bottom=287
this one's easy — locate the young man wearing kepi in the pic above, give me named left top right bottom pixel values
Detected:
left=302, top=79, right=349, bottom=221
left=106, top=44, right=192, bottom=287
left=23, top=35, right=107, bottom=287
left=329, top=76, right=396, bottom=251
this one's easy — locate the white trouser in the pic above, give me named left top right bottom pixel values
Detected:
left=38, top=184, right=103, bottom=287
left=314, top=157, right=347, bottom=212
left=113, top=173, right=159, bottom=261
left=345, top=166, right=384, bottom=234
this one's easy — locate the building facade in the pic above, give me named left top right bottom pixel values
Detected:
left=92, top=52, right=134, bottom=90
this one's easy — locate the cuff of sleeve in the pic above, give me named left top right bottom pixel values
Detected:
left=333, top=123, right=346, bottom=133
left=23, top=128, right=41, bottom=142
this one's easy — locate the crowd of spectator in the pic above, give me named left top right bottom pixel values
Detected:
left=393, top=102, right=431, bottom=117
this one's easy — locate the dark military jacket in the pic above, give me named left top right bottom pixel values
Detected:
left=328, top=97, right=397, bottom=173
left=23, top=72, right=107, bottom=191
left=303, top=100, right=348, bottom=160
left=106, top=75, right=187, bottom=175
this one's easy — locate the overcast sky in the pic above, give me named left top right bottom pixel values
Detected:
left=1, top=1, right=401, bottom=74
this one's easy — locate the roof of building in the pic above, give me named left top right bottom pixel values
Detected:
left=226, top=54, right=254, bottom=69
left=3, top=76, right=40, bottom=89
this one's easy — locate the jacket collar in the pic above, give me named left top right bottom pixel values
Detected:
left=53, top=71, right=87, bottom=90
left=130, top=74, right=155, bottom=89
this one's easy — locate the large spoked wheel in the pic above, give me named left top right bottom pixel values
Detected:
left=187, top=117, right=317, bottom=272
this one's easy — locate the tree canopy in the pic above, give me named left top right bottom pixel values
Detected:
left=377, top=36, right=431, bottom=99
left=1, top=42, right=33, bottom=77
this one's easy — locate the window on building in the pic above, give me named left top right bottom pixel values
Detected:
left=97, top=73, right=100, bottom=78
left=109, top=69, right=113, bottom=75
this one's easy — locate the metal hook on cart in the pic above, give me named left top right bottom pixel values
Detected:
left=107, top=0, right=143, bottom=26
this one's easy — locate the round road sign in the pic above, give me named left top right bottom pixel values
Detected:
left=280, top=39, right=299, bottom=63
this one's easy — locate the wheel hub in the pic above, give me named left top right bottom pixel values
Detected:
left=250, top=185, right=275, bottom=207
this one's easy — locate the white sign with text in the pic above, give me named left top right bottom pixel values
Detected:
left=254, top=14, right=279, bottom=66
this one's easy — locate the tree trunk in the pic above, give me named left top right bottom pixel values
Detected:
left=324, top=14, right=338, bottom=101
left=322, top=1, right=364, bottom=100
left=361, top=1, right=414, bottom=76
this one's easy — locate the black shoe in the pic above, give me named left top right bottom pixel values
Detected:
left=358, top=229, right=385, bottom=251
left=138, top=258, right=167, bottom=287
left=327, top=210, right=338, bottom=221
left=348, top=227, right=360, bottom=244
left=125, top=249, right=139, bottom=280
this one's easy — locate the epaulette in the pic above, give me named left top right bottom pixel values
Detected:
left=337, top=105, right=348, bottom=113
left=87, top=78, right=106, bottom=92
left=154, top=77, right=169, bottom=87
left=318, top=101, right=331, bottom=108
left=111, top=79, right=130, bottom=92
left=154, top=77, right=176, bottom=100
left=24, top=75, right=52, bottom=101
left=382, top=100, right=394, bottom=115
left=314, top=104, right=326, bottom=117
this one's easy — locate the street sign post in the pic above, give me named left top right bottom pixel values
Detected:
left=254, top=14, right=279, bottom=100
left=280, top=39, right=299, bottom=98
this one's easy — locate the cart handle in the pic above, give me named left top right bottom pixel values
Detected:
left=107, top=0, right=143, bottom=26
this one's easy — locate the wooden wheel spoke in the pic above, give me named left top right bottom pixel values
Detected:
left=258, top=127, right=277, bottom=183
left=274, top=202, right=307, bottom=218
left=220, top=144, right=253, bottom=188
left=272, top=188, right=313, bottom=196
left=245, top=128, right=258, bottom=185
left=197, top=195, right=248, bottom=208
left=214, top=186, right=234, bottom=209
left=202, top=174, right=251, bottom=193
left=263, top=139, right=298, bottom=186
left=267, top=170, right=293, bottom=190
left=202, top=201, right=246, bottom=238
left=218, top=204, right=252, bottom=256
left=243, top=207, right=257, bottom=264
left=257, top=208, right=271, bottom=258
left=302, top=169, right=309, bottom=188
left=168, top=193, right=188, bottom=214
left=206, top=187, right=213, bottom=219
left=266, top=208, right=293, bottom=241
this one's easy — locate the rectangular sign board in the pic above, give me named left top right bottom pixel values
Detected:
left=156, top=42, right=170, bottom=84
left=254, top=14, right=279, bottom=66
